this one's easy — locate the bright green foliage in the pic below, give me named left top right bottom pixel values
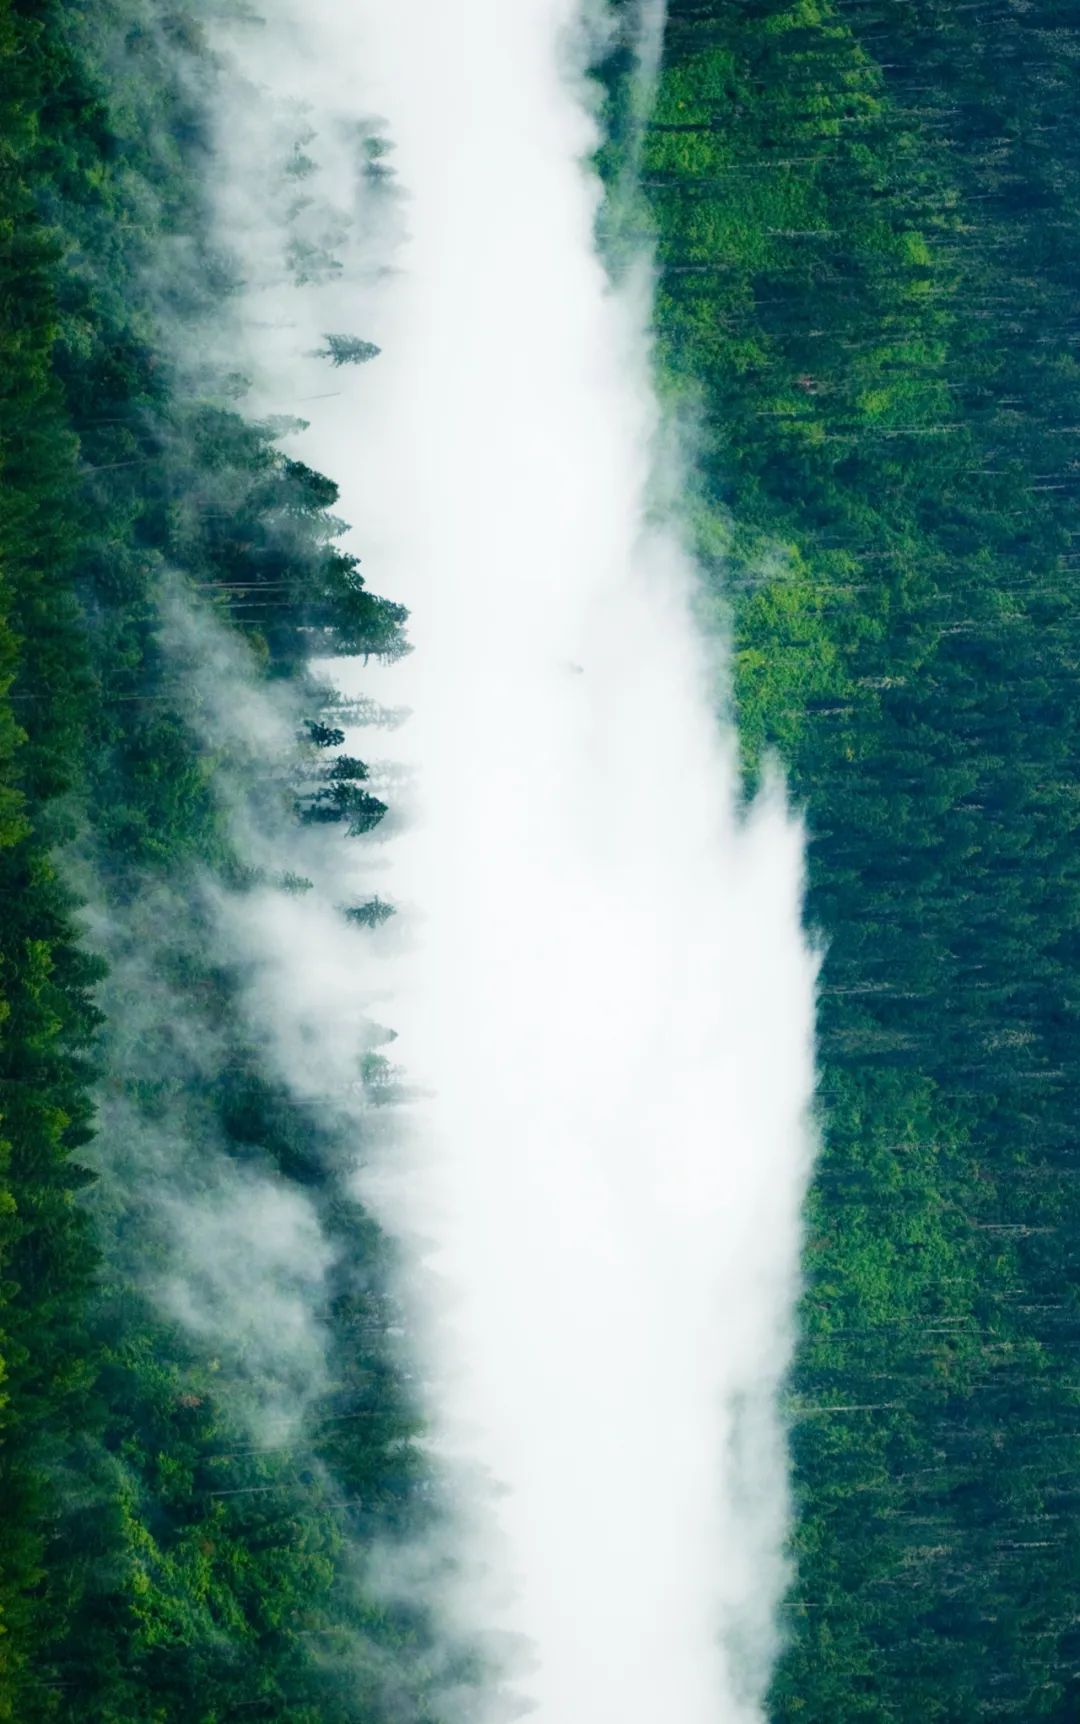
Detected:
left=0, top=3, right=436, bottom=1720
left=7, top=0, right=1080, bottom=1716
left=621, top=0, right=1080, bottom=1714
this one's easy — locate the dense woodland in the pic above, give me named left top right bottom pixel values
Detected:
left=2, top=0, right=1078, bottom=1717
left=0, top=4, right=449, bottom=1720
left=615, top=0, right=1080, bottom=1716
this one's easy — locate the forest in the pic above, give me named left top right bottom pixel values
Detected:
left=626, top=0, right=1080, bottom=1716
left=2, top=0, right=1078, bottom=1718
left=0, top=4, right=447, bottom=1719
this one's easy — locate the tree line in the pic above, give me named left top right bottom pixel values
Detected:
left=0, top=2, right=452, bottom=1719
left=623, top=0, right=1080, bottom=1714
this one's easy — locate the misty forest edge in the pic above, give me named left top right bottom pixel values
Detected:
left=2, top=1, right=1079, bottom=1721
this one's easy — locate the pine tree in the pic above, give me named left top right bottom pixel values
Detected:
left=313, top=334, right=381, bottom=367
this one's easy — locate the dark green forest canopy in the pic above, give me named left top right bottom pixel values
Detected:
left=614, top=0, right=1080, bottom=1716
left=0, top=3, right=444, bottom=1720
left=2, top=0, right=1079, bottom=1718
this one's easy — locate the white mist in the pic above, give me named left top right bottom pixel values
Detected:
left=204, top=0, right=818, bottom=1718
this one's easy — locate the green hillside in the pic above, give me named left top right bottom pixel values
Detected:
left=2, top=0, right=1078, bottom=1715
left=636, top=2, right=1080, bottom=1715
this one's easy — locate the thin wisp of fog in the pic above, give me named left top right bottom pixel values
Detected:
left=201, top=0, right=819, bottom=1717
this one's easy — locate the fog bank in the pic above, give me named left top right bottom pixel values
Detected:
left=201, top=1, right=819, bottom=1717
